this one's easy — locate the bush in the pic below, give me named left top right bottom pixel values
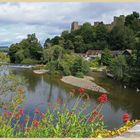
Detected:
left=71, top=56, right=90, bottom=76
left=21, top=58, right=38, bottom=64
left=75, top=72, right=84, bottom=78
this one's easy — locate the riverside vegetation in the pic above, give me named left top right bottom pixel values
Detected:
left=8, top=11, right=140, bottom=88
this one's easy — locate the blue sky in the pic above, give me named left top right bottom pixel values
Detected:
left=0, top=2, right=140, bottom=47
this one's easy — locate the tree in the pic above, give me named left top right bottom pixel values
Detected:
left=80, top=22, right=95, bottom=43
left=9, top=33, right=43, bottom=64
left=73, top=35, right=86, bottom=53
left=9, top=44, right=21, bottom=63
left=64, top=40, right=74, bottom=50
left=110, top=55, right=128, bottom=80
left=109, top=24, right=135, bottom=50
left=95, top=22, right=109, bottom=42
left=71, top=56, right=89, bottom=77
left=101, top=48, right=113, bottom=66
left=125, top=11, right=140, bottom=33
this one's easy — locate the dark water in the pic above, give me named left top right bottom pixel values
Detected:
left=4, top=66, right=140, bottom=130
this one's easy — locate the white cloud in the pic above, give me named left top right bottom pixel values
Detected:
left=0, top=2, right=140, bottom=46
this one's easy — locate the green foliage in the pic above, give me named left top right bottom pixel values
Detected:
left=71, top=56, right=90, bottom=77
left=21, top=58, right=38, bottom=64
left=0, top=66, right=26, bottom=109
left=89, top=58, right=100, bottom=68
left=9, top=33, right=42, bottom=64
left=0, top=52, right=9, bottom=63
left=101, top=48, right=113, bottom=66
left=110, top=55, right=128, bottom=81
left=125, top=11, right=140, bottom=33
left=109, top=25, right=135, bottom=50
left=0, top=91, right=107, bottom=137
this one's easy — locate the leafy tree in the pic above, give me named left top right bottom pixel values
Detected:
left=71, top=56, right=89, bottom=77
left=109, top=24, right=135, bottom=50
left=101, top=48, right=113, bottom=66
left=110, top=55, right=128, bottom=80
left=73, top=35, right=86, bottom=53
left=9, top=33, right=42, bottom=63
left=64, top=40, right=74, bottom=50
left=80, top=22, right=95, bottom=43
left=95, top=23, right=109, bottom=42
left=125, top=11, right=140, bottom=33
left=9, top=44, right=21, bottom=63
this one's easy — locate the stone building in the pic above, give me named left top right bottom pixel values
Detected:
left=71, top=15, right=126, bottom=32
left=71, top=21, right=81, bottom=31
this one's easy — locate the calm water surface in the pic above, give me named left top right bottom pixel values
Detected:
left=3, top=66, right=140, bottom=130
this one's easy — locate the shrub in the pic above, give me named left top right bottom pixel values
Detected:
left=21, top=58, right=38, bottom=65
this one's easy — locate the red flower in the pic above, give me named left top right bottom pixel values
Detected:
left=34, top=108, right=40, bottom=114
left=33, top=119, right=39, bottom=127
left=8, top=112, right=12, bottom=117
left=19, top=108, right=24, bottom=115
left=99, top=114, right=104, bottom=119
left=41, top=112, right=45, bottom=117
left=87, top=115, right=94, bottom=123
left=4, top=112, right=12, bottom=118
left=78, top=87, right=85, bottom=94
left=123, top=113, right=130, bottom=123
left=15, top=113, right=21, bottom=119
left=24, top=119, right=28, bottom=124
left=93, top=111, right=98, bottom=116
left=97, top=94, right=108, bottom=103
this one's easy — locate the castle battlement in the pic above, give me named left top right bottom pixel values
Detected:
left=71, top=15, right=126, bottom=32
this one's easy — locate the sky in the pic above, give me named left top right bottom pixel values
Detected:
left=0, top=2, right=140, bottom=47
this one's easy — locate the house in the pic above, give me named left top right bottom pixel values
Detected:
left=122, top=49, right=132, bottom=56
left=85, top=50, right=102, bottom=60
left=110, top=49, right=132, bottom=57
left=110, top=50, right=123, bottom=57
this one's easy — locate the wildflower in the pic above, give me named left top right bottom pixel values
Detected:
left=99, top=114, right=104, bottom=119
left=93, top=111, right=98, bottom=116
left=78, top=87, right=85, bottom=94
left=123, top=113, right=130, bottom=123
left=19, top=108, right=24, bottom=115
left=4, top=111, right=12, bottom=118
left=33, top=119, right=39, bottom=127
left=15, top=113, right=21, bottom=119
left=97, top=94, right=108, bottom=103
left=24, top=119, right=28, bottom=124
left=34, top=108, right=40, bottom=114
left=87, top=115, right=94, bottom=123
left=41, top=112, right=45, bottom=117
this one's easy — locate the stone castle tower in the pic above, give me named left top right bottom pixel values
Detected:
left=71, top=21, right=80, bottom=31
left=71, top=15, right=126, bottom=31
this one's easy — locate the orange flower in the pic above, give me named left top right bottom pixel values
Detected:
left=33, top=119, right=39, bottom=127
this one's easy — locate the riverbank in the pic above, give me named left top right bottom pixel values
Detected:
left=61, top=75, right=108, bottom=93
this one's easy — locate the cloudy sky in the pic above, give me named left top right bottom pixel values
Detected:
left=0, top=2, right=140, bottom=47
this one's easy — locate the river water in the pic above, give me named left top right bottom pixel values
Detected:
left=1, top=65, right=140, bottom=130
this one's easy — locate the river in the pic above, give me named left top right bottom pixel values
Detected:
left=1, top=65, right=140, bottom=130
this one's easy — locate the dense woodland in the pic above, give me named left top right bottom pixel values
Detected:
left=8, top=12, right=140, bottom=88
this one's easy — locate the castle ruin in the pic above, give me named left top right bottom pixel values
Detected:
left=71, top=15, right=126, bottom=32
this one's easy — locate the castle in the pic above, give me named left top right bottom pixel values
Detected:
left=71, top=15, right=125, bottom=31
